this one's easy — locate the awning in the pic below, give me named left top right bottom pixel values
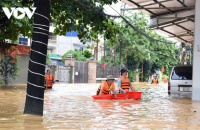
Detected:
left=48, top=45, right=57, bottom=49
left=50, top=57, right=62, bottom=61
left=121, top=0, right=195, bottom=45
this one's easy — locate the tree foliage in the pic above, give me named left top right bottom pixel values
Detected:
left=83, top=50, right=92, bottom=58
left=0, top=0, right=33, bottom=41
left=0, top=52, right=20, bottom=84
left=0, top=0, right=119, bottom=43
left=46, top=52, right=51, bottom=64
left=99, top=12, right=181, bottom=81
left=62, top=49, right=88, bottom=64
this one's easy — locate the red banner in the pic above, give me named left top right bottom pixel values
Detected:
left=101, top=62, right=107, bottom=68
left=161, top=67, right=165, bottom=72
left=10, top=45, right=31, bottom=55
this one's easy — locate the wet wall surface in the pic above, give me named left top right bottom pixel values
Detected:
left=0, top=83, right=200, bottom=129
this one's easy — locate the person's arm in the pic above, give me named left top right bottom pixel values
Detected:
left=118, top=78, right=126, bottom=94
left=113, top=85, right=117, bottom=97
left=99, top=83, right=105, bottom=96
left=157, top=79, right=159, bottom=84
left=129, top=81, right=136, bottom=91
left=151, top=79, right=153, bottom=84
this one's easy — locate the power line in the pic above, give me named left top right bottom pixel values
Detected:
left=73, top=0, right=121, bottom=18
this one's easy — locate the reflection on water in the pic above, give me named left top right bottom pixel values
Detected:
left=0, top=83, right=200, bottom=129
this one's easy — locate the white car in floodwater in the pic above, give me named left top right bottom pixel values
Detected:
left=168, top=65, right=192, bottom=95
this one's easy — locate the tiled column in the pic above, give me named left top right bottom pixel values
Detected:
left=192, top=0, right=200, bottom=101
left=88, top=60, right=97, bottom=83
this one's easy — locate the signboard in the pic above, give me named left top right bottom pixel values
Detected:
left=10, top=45, right=30, bottom=55
left=50, top=54, right=58, bottom=58
left=57, top=60, right=62, bottom=66
left=49, top=60, right=57, bottom=66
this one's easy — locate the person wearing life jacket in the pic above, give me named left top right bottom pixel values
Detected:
left=96, top=75, right=117, bottom=97
left=151, top=75, right=159, bottom=85
left=45, top=69, right=54, bottom=89
left=164, top=77, right=168, bottom=83
left=118, top=69, right=136, bottom=94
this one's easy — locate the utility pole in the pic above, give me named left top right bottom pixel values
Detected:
left=96, top=39, right=99, bottom=61
left=109, top=46, right=112, bottom=74
left=141, top=61, right=144, bottom=82
left=114, top=42, right=116, bottom=66
left=119, top=39, right=122, bottom=66
left=104, top=37, right=105, bottom=63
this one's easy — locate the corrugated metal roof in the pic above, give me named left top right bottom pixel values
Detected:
left=121, top=0, right=195, bottom=45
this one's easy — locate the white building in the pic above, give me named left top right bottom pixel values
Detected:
left=48, top=24, right=93, bottom=56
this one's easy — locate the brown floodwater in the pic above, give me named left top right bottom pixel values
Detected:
left=0, top=83, right=200, bottom=129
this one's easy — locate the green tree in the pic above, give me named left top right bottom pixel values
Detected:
left=46, top=52, right=51, bottom=64
left=62, top=49, right=87, bottom=64
left=99, top=12, right=181, bottom=81
left=83, top=50, right=92, bottom=58
left=0, top=53, right=20, bottom=84
left=0, top=1, right=33, bottom=42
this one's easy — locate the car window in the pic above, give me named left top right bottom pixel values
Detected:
left=171, top=66, right=192, bottom=80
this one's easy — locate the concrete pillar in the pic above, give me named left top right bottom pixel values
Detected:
left=87, top=60, right=97, bottom=83
left=192, top=0, right=200, bottom=101
left=50, top=66, right=57, bottom=80
left=64, top=58, right=75, bottom=83
left=135, top=74, right=139, bottom=82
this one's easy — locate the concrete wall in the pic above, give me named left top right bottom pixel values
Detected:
left=64, top=58, right=76, bottom=83
left=9, top=55, right=29, bottom=84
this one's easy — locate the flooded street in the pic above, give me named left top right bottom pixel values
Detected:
left=0, top=83, right=200, bottom=129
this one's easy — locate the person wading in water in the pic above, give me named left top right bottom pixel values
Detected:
left=96, top=75, right=117, bottom=97
left=118, top=69, right=136, bottom=94
left=44, top=69, right=54, bottom=89
left=151, top=75, right=159, bottom=85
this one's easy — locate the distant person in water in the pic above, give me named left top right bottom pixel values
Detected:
left=151, top=75, right=159, bottom=85
left=44, top=69, right=54, bottom=89
left=118, top=69, right=136, bottom=94
left=96, top=75, right=117, bottom=97
left=164, top=77, right=168, bottom=83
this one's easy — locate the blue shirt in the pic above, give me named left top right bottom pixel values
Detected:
left=118, top=78, right=132, bottom=87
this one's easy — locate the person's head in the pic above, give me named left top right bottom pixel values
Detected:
left=106, top=75, right=115, bottom=85
left=47, top=69, right=51, bottom=74
left=153, top=75, right=157, bottom=79
left=121, top=69, right=128, bottom=76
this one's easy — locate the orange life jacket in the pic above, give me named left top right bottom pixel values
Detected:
left=119, top=76, right=130, bottom=92
left=164, top=78, right=167, bottom=83
left=45, top=74, right=54, bottom=87
left=96, top=81, right=114, bottom=95
left=153, top=79, right=158, bottom=84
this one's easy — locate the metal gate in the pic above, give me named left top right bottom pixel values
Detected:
left=57, top=66, right=70, bottom=83
left=74, top=61, right=88, bottom=83
left=96, top=64, right=121, bottom=78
